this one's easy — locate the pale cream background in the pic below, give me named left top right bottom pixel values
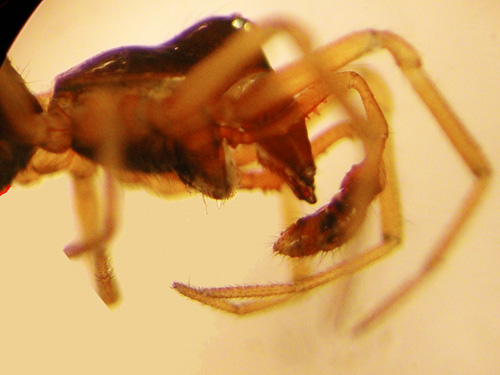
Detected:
left=2, top=0, right=499, bottom=374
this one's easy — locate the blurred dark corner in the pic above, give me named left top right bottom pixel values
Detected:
left=1, top=0, right=43, bottom=63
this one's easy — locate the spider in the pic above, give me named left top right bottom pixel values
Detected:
left=0, top=14, right=490, bottom=331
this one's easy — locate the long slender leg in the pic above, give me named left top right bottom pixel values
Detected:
left=14, top=146, right=122, bottom=305
left=156, top=19, right=315, bottom=123
left=235, top=28, right=491, bottom=177
left=70, top=169, right=120, bottom=306
left=308, top=30, right=492, bottom=331
left=61, top=90, right=125, bottom=259
left=63, top=168, right=119, bottom=259
left=178, top=120, right=362, bottom=312
left=173, top=72, right=402, bottom=319
left=173, top=126, right=360, bottom=314
left=175, top=27, right=491, bottom=330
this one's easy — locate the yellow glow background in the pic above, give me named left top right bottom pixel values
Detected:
left=2, top=0, right=500, bottom=374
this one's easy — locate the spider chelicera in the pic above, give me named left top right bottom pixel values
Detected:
left=0, top=14, right=490, bottom=331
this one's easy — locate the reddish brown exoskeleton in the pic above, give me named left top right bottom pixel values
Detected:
left=0, top=15, right=490, bottom=331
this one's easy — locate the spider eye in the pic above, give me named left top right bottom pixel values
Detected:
left=231, top=17, right=250, bottom=31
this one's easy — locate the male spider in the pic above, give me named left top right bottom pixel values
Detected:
left=0, top=14, right=490, bottom=331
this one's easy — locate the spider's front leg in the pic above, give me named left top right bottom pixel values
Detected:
left=173, top=69, right=403, bottom=324
left=167, top=19, right=400, bottom=319
left=175, top=22, right=490, bottom=332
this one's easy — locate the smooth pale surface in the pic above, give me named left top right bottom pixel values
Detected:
left=2, top=1, right=499, bottom=374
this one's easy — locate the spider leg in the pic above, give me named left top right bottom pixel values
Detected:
left=153, top=19, right=314, bottom=122
left=309, top=30, right=492, bottom=331
left=175, top=27, right=491, bottom=331
left=173, top=122, right=363, bottom=313
left=174, top=71, right=403, bottom=320
left=240, top=28, right=491, bottom=180
left=60, top=89, right=126, bottom=260
left=68, top=156, right=121, bottom=306
left=10, top=144, right=120, bottom=305
left=63, top=168, right=119, bottom=260
left=1, top=59, right=121, bottom=304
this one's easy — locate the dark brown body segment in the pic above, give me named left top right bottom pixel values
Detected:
left=50, top=15, right=316, bottom=202
left=55, top=16, right=271, bottom=90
